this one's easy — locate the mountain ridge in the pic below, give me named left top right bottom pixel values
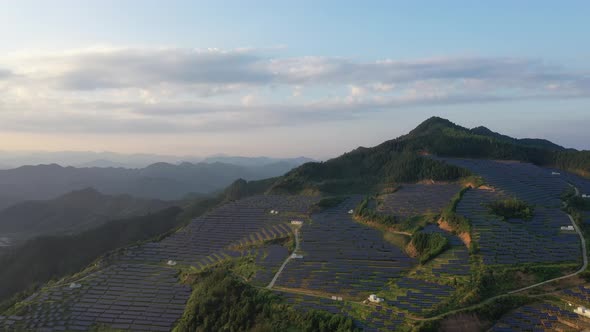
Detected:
left=0, top=160, right=305, bottom=209
left=0, top=187, right=177, bottom=241
left=269, top=116, right=590, bottom=194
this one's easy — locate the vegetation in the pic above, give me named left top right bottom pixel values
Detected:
left=398, top=117, right=590, bottom=177
left=175, top=267, right=357, bottom=332
left=354, top=196, right=397, bottom=226
left=408, top=232, right=449, bottom=264
left=270, top=150, right=470, bottom=194
left=310, top=196, right=349, bottom=213
left=383, top=232, right=411, bottom=249
left=222, top=177, right=279, bottom=201
left=563, top=186, right=590, bottom=275
left=417, top=295, right=535, bottom=332
left=270, top=116, right=590, bottom=195
left=487, top=198, right=535, bottom=220
left=0, top=187, right=176, bottom=241
left=568, top=195, right=590, bottom=211
left=0, top=207, right=182, bottom=308
left=0, top=177, right=277, bottom=312
left=440, top=187, right=472, bottom=234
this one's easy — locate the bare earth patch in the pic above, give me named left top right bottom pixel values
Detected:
left=438, top=219, right=471, bottom=247
left=438, top=313, right=489, bottom=332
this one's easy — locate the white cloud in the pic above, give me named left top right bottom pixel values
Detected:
left=0, top=47, right=588, bottom=134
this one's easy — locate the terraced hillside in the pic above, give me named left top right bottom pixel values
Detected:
left=275, top=196, right=416, bottom=298
left=0, top=195, right=319, bottom=331
left=377, top=184, right=461, bottom=218
left=0, top=118, right=590, bottom=331
left=3, top=156, right=590, bottom=331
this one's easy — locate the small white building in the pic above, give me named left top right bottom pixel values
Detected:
left=291, top=253, right=304, bottom=259
left=575, top=306, right=590, bottom=318
left=167, top=260, right=177, bottom=266
left=582, top=194, right=589, bottom=198
left=270, top=210, right=279, bottom=215
left=561, top=225, right=575, bottom=231
left=348, top=209, right=354, bottom=214
left=551, top=171, right=561, bottom=176
left=368, top=294, right=384, bottom=303
left=69, top=282, right=81, bottom=289
left=291, top=220, right=303, bottom=226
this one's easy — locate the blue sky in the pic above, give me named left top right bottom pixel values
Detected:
left=0, top=1, right=588, bottom=158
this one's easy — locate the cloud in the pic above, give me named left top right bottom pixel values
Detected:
left=0, top=68, right=13, bottom=79
left=0, top=47, right=588, bottom=134
left=50, top=48, right=273, bottom=90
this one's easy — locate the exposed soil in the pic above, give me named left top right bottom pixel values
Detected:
left=438, top=219, right=472, bottom=248
left=405, top=242, right=418, bottom=258
left=437, top=313, right=489, bottom=332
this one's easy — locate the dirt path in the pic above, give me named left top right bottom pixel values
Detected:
left=267, top=227, right=300, bottom=289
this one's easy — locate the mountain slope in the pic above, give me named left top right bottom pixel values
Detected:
left=0, top=160, right=302, bottom=209
left=0, top=206, right=184, bottom=306
left=270, top=117, right=590, bottom=194
left=0, top=188, right=177, bottom=240
left=392, top=117, right=590, bottom=175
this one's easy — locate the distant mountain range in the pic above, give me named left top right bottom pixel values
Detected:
left=0, top=151, right=315, bottom=169
left=0, top=188, right=177, bottom=242
left=0, top=159, right=309, bottom=209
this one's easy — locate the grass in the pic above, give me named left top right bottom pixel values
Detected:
left=383, top=232, right=411, bottom=249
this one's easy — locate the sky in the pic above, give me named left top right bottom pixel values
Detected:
left=0, top=0, right=589, bottom=159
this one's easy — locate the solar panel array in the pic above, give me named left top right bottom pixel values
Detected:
left=438, top=158, right=569, bottom=207
left=120, top=195, right=318, bottom=266
left=0, top=264, right=190, bottom=331
left=4, top=158, right=590, bottom=331
left=491, top=303, right=588, bottom=331
left=0, top=195, right=319, bottom=331
left=456, top=187, right=580, bottom=265
left=550, top=168, right=590, bottom=196
left=562, top=285, right=590, bottom=306
left=278, top=292, right=405, bottom=332
left=387, top=277, right=455, bottom=314
left=378, top=184, right=461, bottom=218
left=432, top=158, right=583, bottom=266
left=275, top=196, right=416, bottom=297
left=418, top=224, right=470, bottom=276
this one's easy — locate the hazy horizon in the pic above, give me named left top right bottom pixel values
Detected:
left=1, top=1, right=589, bottom=158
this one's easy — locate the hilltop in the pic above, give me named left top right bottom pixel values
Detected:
left=0, top=188, right=177, bottom=241
left=270, top=117, right=590, bottom=194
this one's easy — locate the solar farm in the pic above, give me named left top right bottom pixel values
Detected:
left=275, top=196, right=416, bottom=298
left=491, top=303, right=590, bottom=331
left=2, top=158, right=590, bottom=331
left=440, top=158, right=582, bottom=266
left=457, top=188, right=580, bottom=265
left=377, top=183, right=461, bottom=218
left=0, top=195, right=320, bottom=331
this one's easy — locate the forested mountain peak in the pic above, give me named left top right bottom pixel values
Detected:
left=269, top=117, right=590, bottom=194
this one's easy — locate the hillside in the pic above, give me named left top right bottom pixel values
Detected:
left=0, top=176, right=279, bottom=310
left=0, top=160, right=302, bottom=209
left=388, top=117, right=590, bottom=175
left=271, top=117, right=590, bottom=194
left=0, top=188, right=177, bottom=241
left=0, top=207, right=184, bottom=307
